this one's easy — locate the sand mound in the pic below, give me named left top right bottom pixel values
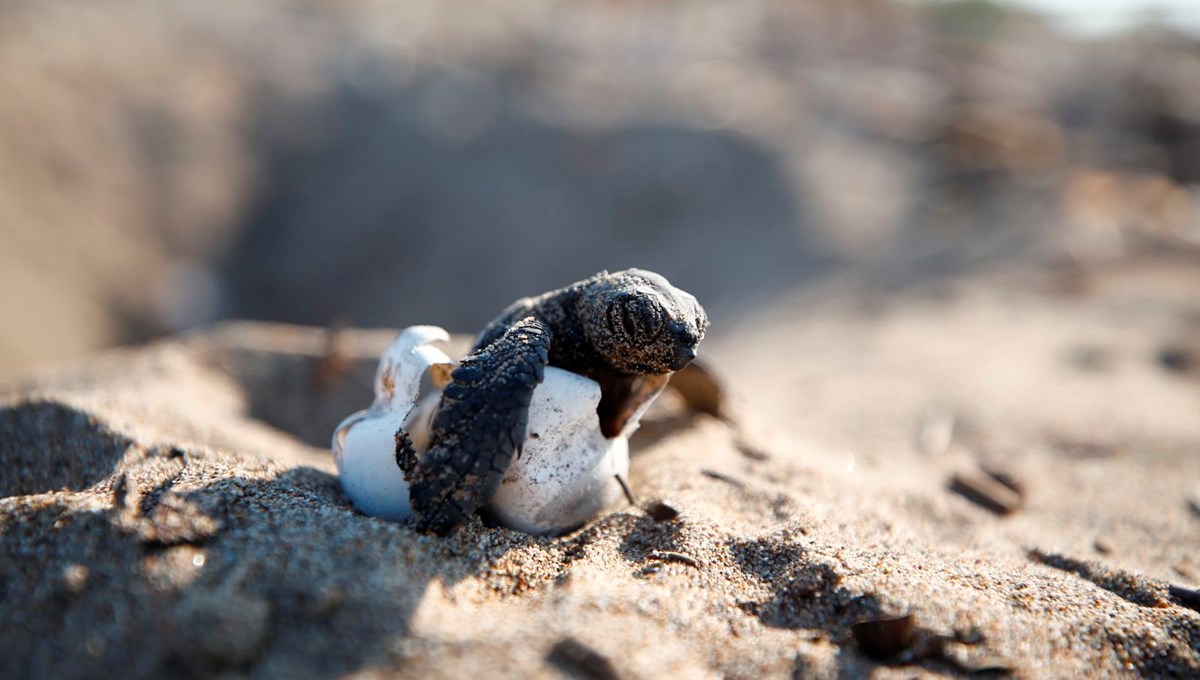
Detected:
left=4, top=268, right=1200, bottom=677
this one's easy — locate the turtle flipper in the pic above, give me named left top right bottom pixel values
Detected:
left=395, top=430, right=419, bottom=480
left=407, top=318, right=550, bottom=536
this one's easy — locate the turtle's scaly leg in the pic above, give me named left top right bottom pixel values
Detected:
left=395, top=430, right=419, bottom=480
left=404, top=318, right=550, bottom=536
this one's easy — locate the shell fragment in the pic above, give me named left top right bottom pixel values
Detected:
left=333, top=326, right=654, bottom=535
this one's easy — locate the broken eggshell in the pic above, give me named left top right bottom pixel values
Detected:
left=332, top=325, right=453, bottom=521
left=333, top=326, right=653, bottom=535
left=405, top=366, right=646, bottom=535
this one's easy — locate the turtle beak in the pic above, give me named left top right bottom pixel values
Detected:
left=666, top=319, right=701, bottom=371
left=669, top=344, right=697, bottom=371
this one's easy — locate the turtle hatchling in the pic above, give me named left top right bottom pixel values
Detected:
left=333, top=268, right=708, bottom=536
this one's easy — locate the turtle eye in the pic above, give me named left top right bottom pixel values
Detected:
left=620, top=304, right=638, bottom=337
left=624, top=294, right=664, bottom=339
left=605, top=294, right=630, bottom=337
left=606, top=292, right=663, bottom=340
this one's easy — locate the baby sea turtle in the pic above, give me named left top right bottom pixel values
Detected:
left=395, top=268, right=709, bottom=536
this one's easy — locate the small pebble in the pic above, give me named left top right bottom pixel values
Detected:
left=981, top=465, right=1025, bottom=496
left=1169, top=584, right=1200, bottom=612
left=547, top=637, right=620, bottom=680
left=735, top=441, right=770, bottom=461
left=949, top=469, right=1023, bottom=516
left=700, top=469, right=745, bottom=488
left=648, top=550, right=701, bottom=569
left=644, top=501, right=679, bottom=523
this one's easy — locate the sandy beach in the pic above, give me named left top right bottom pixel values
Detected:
left=4, top=1, right=1200, bottom=676
left=4, top=255, right=1199, bottom=678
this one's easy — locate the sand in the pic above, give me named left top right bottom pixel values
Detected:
left=3, top=259, right=1200, bottom=678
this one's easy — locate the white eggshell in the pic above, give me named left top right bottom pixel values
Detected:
left=332, top=326, right=452, bottom=521
left=487, top=367, right=630, bottom=535
left=333, top=411, right=414, bottom=521
left=335, top=325, right=659, bottom=535
left=402, top=366, right=636, bottom=535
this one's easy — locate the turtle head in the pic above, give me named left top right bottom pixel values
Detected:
left=580, top=269, right=709, bottom=375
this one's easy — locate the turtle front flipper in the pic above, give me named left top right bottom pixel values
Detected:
left=395, top=429, right=419, bottom=480
left=406, top=318, right=550, bottom=536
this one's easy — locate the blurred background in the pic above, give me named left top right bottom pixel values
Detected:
left=2, top=0, right=1199, bottom=377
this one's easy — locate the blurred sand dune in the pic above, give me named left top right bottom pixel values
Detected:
left=1, top=0, right=1199, bottom=378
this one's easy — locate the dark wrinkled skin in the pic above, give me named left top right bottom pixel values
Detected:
left=398, top=269, right=708, bottom=536
left=398, top=319, right=549, bottom=536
